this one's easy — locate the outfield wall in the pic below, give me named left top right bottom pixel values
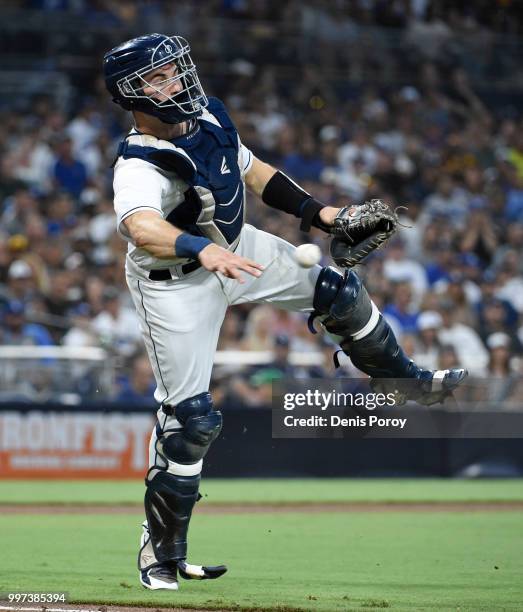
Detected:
left=1, top=402, right=522, bottom=479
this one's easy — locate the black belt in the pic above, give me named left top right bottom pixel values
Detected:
left=149, top=260, right=201, bottom=281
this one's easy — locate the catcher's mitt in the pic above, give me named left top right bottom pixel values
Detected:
left=329, top=199, right=398, bottom=267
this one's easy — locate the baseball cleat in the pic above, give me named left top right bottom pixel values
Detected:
left=372, top=368, right=468, bottom=406
left=140, top=563, right=179, bottom=590
left=416, top=368, right=468, bottom=405
left=428, top=368, right=468, bottom=391
left=177, top=560, right=228, bottom=580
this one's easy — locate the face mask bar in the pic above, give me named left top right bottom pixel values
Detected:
left=116, top=36, right=208, bottom=117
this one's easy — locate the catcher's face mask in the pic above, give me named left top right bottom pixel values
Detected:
left=104, top=33, right=208, bottom=124
left=117, top=36, right=207, bottom=118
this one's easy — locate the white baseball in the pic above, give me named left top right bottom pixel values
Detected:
left=294, top=243, right=322, bottom=268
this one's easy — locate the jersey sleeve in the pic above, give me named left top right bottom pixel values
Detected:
left=113, top=158, right=166, bottom=239
left=238, top=139, right=253, bottom=177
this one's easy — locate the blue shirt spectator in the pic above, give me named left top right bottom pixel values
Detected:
left=1, top=301, right=54, bottom=346
left=53, top=137, right=88, bottom=199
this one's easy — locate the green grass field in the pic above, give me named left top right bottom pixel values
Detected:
left=2, top=478, right=523, bottom=505
left=1, top=479, right=522, bottom=611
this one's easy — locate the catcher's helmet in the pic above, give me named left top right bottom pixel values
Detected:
left=103, top=33, right=208, bottom=124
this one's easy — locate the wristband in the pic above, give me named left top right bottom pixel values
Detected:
left=175, top=233, right=212, bottom=259
left=299, top=198, right=327, bottom=232
left=261, top=171, right=327, bottom=232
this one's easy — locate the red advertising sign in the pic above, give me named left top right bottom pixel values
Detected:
left=0, top=411, right=154, bottom=478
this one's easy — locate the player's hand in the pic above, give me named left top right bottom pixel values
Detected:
left=318, top=206, right=342, bottom=227
left=198, top=244, right=264, bottom=283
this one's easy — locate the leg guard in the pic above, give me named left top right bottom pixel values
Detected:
left=142, top=472, right=201, bottom=566
left=312, top=267, right=424, bottom=379
left=140, top=392, right=222, bottom=569
left=340, top=315, right=424, bottom=379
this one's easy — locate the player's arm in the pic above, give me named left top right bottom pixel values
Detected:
left=124, top=210, right=184, bottom=258
left=123, top=210, right=263, bottom=283
left=244, top=156, right=339, bottom=230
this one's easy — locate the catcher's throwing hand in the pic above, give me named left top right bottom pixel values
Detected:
left=198, top=243, right=264, bottom=283
left=317, top=206, right=341, bottom=226
left=328, top=199, right=399, bottom=268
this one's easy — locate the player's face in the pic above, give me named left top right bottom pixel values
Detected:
left=142, top=62, right=183, bottom=103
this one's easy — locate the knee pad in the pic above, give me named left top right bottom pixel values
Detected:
left=312, top=266, right=377, bottom=338
left=161, top=392, right=223, bottom=465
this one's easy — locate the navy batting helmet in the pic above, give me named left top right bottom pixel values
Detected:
left=103, top=33, right=208, bottom=124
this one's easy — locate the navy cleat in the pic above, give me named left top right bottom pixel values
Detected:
left=140, top=563, right=179, bottom=591
left=372, top=368, right=468, bottom=406
left=427, top=368, right=468, bottom=392
left=417, top=368, right=468, bottom=405
left=177, top=560, right=228, bottom=581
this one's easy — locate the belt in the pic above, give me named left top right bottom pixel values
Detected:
left=149, top=260, right=201, bottom=281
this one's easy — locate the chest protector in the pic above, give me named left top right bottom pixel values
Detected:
left=115, top=97, right=245, bottom=248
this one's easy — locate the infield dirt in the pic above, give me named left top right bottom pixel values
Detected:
left=1, top=501, right=522, bottom=514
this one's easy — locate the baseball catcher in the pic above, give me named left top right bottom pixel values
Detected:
left=103, top=32, right=467, bottom=592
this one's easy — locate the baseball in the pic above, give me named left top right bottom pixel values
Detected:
left=294, top=243, right=322, bottom=268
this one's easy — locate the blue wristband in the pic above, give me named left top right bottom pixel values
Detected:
left=175, top=233, right=212, bottom=259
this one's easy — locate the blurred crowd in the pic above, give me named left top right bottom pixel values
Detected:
left=5, top=0, right=521, bottom=35
left=1, top=1, right=523, bottom=404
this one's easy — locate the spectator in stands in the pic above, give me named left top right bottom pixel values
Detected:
left=116, top=353, right=156, bottom=404
left=267, top=334, right=305, bottom=378
left=420, top=175, right=469, bottom=230
left=231, top=367, right=284, bottom=408
left=493, top=249, right=523, bottom=314
left=383, top=281, right=420, bottom=336
left=460, top=203, right=499, bottom=266
left=5, top=259, right=37, bottom=302
left=412, top=310, right=443, bottom=371
left=438, top=301, right=488, bottom=375
left=382, top=238, right=428, bottom=306
left=438, top=273, right=478, bottom=327
left=45, top=191, right=77, bottom=236
left=0, top=188, right=39, bottom=236
left=217, top=310, right=243, bottom=351
left=491, top=222, right=523, bottom=272
left=282, top=128, right=325, bottom=182
left=338, top=123, right=378, bottom=175
left=43, top=270, right=76, bottom=329
left=241, top=304, right=275, bottom=351
left=0, top=300, right=54, bottom=346
left=483, top=332, right=518, bottom=402
left=91, top=287, right=142, bottom=356
left=52, top=135, right=88, bottom=199
left=453, top=253, right=483, bottom=305
left=477, top=297, right=520, bottom=353
left=62, top=303, right=100, bottom=348
left=438, top=345, right=461, bottom=371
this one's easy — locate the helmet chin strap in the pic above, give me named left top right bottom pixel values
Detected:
left=128, top=99, right=196, bottom=126
left=180, top=118, right=197, bottom=134
left=133, top=109, right=197, bottom=140
left=158, top=116, right=197, bottom=138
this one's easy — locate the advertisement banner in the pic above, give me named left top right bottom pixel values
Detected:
left=0, top=411, right=154, bottom=478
